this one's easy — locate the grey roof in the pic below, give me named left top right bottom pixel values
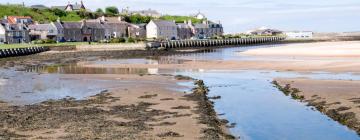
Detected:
left=86, top=22, right=105, bottom=29
left=152, top=20, right=176, bottom=27
left=62, top=22, right=82, bottom=29
left=53, top=22, right=64, bottom=29
left=5, top=24, right=27, bottom=31
left=177, top=23, right=191, bottom=28
left=28, top=24, right=53, bottom=31
left=71, top=4, right=83, bottom=10
left=194, top=23, right=208, bottom=29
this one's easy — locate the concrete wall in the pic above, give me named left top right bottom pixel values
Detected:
left=0, top=46, right=49, bottom=58
left=76, top=43, right=146, bottom=51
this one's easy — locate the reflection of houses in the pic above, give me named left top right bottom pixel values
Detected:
left=146, top=20, right=178, bottom=40
left=247, top=27, right=283, bottom=36
left=52, top=1, right=86, bottom=11
left=62, top=20, right=105, bottom=42
left=285, top=31, right=313, bottom=39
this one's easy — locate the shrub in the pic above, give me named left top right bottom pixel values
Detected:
left=127, top=37, right=135, bottom=43
left=109, top=37, right=126, bottom=43
left=32, top=39, right=56, bottom=44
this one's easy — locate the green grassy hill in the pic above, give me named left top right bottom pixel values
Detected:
left=0, top=4, right=82, bottom=23
left=160, top=15, right=203, bottom=23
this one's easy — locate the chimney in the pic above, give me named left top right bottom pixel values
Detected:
left=184, top=20, right=187, bottom=24
left=173, top=20, right=176, bottom=23
left=188, top=19, right=192, bottom=26
left=118, top=16, right=122, bottom=22
left=56, top=17, right=61, bottom=23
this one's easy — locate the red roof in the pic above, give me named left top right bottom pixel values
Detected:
left=7, top=16, right=32, bottom=24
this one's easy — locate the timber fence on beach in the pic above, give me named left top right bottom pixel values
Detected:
left=0, top=46, right=49, bottom=58
left=150, top=36, right=285, bottom=49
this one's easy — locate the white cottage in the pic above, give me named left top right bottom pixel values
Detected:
left=146, top=20, right=178, bottom=40
left=0, top=24, right=6, bottom=43
left=285, top=31, right=313, bottom=39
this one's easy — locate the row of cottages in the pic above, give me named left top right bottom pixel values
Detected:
left=146, top=19, right=224, bottom=40
left=27, top=16, right=146, bottom=43
left=0, top=16, right=32, bottom=44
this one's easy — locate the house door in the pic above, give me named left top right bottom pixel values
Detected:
left=83, top=37, right=88, bottom=42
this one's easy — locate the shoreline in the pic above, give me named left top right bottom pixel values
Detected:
left=273, top=78, right=360, bottom=135
left=0, top=74, right=235, bottom=139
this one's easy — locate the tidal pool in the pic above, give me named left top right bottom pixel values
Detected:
left=176, top=70, right=360, bottom=140
left=1, top=44, right=360, bottom=139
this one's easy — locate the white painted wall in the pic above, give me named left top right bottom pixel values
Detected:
left=285, top=31, right=313, bottom=39
left=0, top=25, right=6, bottom=43
left=146, top=21, right=158, bottom=39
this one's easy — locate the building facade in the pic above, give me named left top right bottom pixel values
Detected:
left=7, top=16, right=33, bottom=25
left=146, top=20, right=178, bottom=40
left=0, top=24, right=6, bottom=43
left=28, top=23, right=58, bottom=40
left=3, top=23, right=30, bottom=44
left=63, top=20, right=106, bottom=42
left=247, top=27, right=283, bottom=36
left=177, top=22, right=193, bottom=40
left=128, top=24, right=146, bottom=39
left=97, top=16, right=129, bottom=39
left=285, top=31, right=313, bottom=39
left=52, top=1, right=86, bottom=11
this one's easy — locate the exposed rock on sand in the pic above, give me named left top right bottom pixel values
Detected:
left=274, top=78, right=360, bottom=134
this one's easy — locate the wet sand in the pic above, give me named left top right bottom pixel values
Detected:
left=274, top=78, right=360, bottom=134
left=0, top=74, right=233, bottom=139
left=73, top=41, right=360, bottom=73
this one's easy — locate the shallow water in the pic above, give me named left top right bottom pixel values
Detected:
left=176, top=70, right=360, bottom=140
left=1, top=44, right=360, bottom=139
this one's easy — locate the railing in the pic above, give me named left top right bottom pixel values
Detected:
left=0, top=46, right=49, bottom=58
left=150, top=36, right=285, bottom=49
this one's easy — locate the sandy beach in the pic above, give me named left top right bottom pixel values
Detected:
left=0, top=74, right=233, bottom=139
left=274, top=78, right=360, bottom=133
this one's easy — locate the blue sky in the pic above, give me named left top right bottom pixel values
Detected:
left=1, top=0, right=360, bottom=33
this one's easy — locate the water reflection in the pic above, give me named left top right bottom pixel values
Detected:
left=26, top=65, right=150, bottom=75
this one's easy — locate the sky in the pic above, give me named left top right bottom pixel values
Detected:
left=1, top=0, right=360, bottom=33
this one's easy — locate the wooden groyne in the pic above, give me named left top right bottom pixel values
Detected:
left=0, top=46, right=49, bottom=58
left=148, top=37, right=285, bottom=49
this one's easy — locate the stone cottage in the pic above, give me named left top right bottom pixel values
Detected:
left=128, top=23, right=146, bottom=39
left=2, top=23, right=30, bottom=44
left=28, top=23, right=58, bottom=41
left=146, top=20, right=178, bottom=40
left=0, top=24, right=6, bottom=43
left=177, top=21, right=193, bottom=40
left=62, top=20, right=105, bottom=42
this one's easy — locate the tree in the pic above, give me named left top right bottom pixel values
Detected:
left=96, top=8, right=104, bottom=15
left=53, top=8, right=67, bottom=17
left=105, top=6, right=119, bottom=16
